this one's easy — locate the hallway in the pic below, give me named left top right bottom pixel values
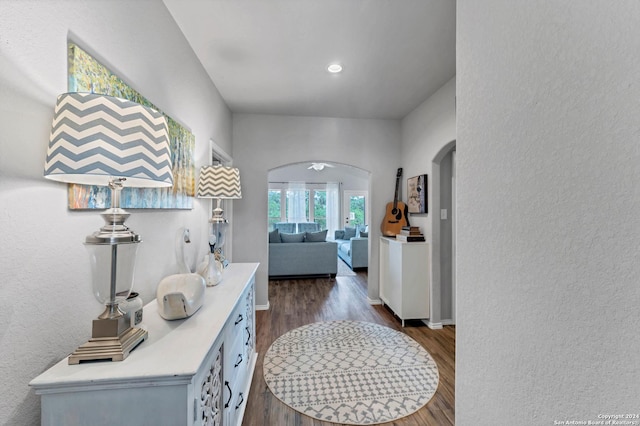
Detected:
left=243, top=270, right=455, bottom=425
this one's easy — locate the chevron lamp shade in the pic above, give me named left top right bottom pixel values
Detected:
left=197, top=166, right=242, bottom=199
left=44, top=92, right=173, bottom=187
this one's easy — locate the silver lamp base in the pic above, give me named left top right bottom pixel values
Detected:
left=68, top=316, right=147, bottom=364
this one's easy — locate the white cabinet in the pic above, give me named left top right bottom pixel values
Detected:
left=379, top=237, right=429, bottom=326
left=30, top=263, right=259, bottom=426
left=222, top=281, right=255, bottom=426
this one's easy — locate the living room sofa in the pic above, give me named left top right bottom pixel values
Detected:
left=334, top=227, right=368, bottom=270
left=268, top=229, right=338, bottom=278
left=274, top=222, right=320, bottom=233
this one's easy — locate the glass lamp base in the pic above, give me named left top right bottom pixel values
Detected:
left=68, top=326, right=147, bottom=365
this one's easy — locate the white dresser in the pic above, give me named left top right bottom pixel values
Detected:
left=30, top=263, right=259, bottom=426
left=379, top=237, right=430, bottom=326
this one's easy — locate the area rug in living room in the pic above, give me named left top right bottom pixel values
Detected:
left=263, top=320, right=439, bottom=425
left=337, top=258, right=356, bottom=276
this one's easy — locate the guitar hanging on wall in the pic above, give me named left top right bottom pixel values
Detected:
left=381, top=168, right=410, bottom=236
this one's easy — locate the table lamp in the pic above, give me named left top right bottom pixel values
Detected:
left=196, top=165, right=242, bottom=282
left=44, top=92, right=173, bottom=364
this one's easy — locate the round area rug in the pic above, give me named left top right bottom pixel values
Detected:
left=263, top=320, right=439, bottom=425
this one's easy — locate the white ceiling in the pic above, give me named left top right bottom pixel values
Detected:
left=163, top=0, right=456, bottom=120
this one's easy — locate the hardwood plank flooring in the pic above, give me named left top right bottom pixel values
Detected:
left=243, top=266, right=455, bottom=426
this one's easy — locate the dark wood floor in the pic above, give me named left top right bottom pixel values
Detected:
left=242, top=265, right=455, bottom=426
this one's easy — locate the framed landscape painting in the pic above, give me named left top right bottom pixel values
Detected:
left=66, top=42, right=195, bottom=209
left=407, top=175, right=427, bottom=214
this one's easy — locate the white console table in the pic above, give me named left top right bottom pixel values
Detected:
left=30, top=263, right=259, bottom=426
left=379, top=237, right=430, bottom=326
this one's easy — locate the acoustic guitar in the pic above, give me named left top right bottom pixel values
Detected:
left=381, top=168, right=410, bottom=236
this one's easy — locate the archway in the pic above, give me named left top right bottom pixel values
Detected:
left=430, top=140, right=456, bottom=328
left=267, top=161, right=371, bottom=282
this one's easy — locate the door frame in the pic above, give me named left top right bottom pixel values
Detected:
left=430, top=139, right=456, bottom=329
left=451, top=151, right=456, bottom=324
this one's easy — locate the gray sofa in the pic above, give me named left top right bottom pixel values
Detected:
left=334, top=227, right=368, bottom=270
left=274, top=222, right=320, bottom=233
left=268, top=229, right=337, bottom=278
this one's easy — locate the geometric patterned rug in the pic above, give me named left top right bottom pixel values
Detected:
left=263, top=320, right=439, bottom=425
left=337, top=258, right=357, bottom=276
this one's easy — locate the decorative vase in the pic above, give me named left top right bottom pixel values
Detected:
left=197, top=254, right=210, bottom=278
left=206, top=255, right=223, bottom=287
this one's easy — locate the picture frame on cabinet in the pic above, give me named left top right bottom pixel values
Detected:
left=407, top=174, right=427, bottom=214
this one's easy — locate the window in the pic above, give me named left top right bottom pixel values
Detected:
left=268, top=183, right=331, bottom=231
left=268, top=190, right=282, bottom=230
left=285, top=188, right=309, bottom=223
left=314, top=190, right=327, bottom=230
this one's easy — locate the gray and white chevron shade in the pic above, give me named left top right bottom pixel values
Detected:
left=44, top=92, right=173, bottom=187
left=197, top=166, right=242, bottom=199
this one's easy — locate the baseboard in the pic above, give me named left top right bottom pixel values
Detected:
left=256, top=301, right=270, bottom=311
left=423, top=319, right=443, bottom=329
left=441, top=319, right=456, bottom=326
left=367, top=298, right=382, bottom=305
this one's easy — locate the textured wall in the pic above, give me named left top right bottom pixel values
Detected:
left=0, top=1, right=230, bottom=424
left=457, top=1, right=640, bottom=424
left=401, top=77, right=457, bottom=324
left=232, top=113, right=401, bottom=307
left=401, top=77, right=456, bottom=239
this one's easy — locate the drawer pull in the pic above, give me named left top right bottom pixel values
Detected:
left=245, top=326, right=251, bottom=346
left=235, top=392, right=244, bottom=410
left=224, top=381, right=232, bottom=408
left=234, top=354, right=243, bottom=368
left=235, top=314, right=244, bottom=325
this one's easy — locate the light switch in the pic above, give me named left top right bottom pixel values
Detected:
left=441, top=209, right=448, bottom=220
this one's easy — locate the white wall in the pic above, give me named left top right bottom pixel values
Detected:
left=0, top=1, right=230, bottom=424
left=457, top=1, right=640, bottom=424
left=401, top=77, right=456, bottom=238
left=232, top=114, right=401, bottom=307
left=401, top=77, right=456, bottom=325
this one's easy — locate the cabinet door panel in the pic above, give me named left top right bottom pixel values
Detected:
left=196, top=342, right=224, bottom=426
left=243, top=282, right=255, bottom=372
left=387, top=241, right=404, bottom=314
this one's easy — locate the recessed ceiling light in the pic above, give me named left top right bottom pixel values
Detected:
left=327, top=63, right=343, bottom=74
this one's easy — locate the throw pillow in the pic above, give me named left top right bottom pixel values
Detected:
left=335, top=230, right=345, bottom=240
left=305, top=229, right=328, bottom=242
left=280, top=232, right=305, bottom=243
left=343, top=227, right=357, bottom=239
left=269, top=229, right=281, bottom=243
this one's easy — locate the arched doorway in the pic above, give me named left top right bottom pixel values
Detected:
left=267, top=161, right=371, bottom=281
left=431, top=140, right=456, bottom=327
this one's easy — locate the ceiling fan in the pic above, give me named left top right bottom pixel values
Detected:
left=308, top=162, right=335, bottom=171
